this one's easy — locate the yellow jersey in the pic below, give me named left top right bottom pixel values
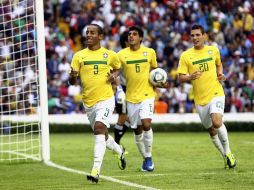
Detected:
left=71, top=47, right=120, bottom=107
left=178, top=45, right=224, bottom=105
left=118, top=46, right=157, bottom=103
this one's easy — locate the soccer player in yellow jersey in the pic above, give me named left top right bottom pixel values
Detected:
left=177, top=24, right=236, bottom=169
left=118, top=26, right=158, bottom=171
left=69, top=24, right=126, bottom=183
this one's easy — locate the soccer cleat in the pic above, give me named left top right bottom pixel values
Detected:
left=225, top=152, right=236, bottom=169
left=118, top=145, right=126, bottom=170
left=141, top=157, right=154, bottom=172
left=87, top=168, right=99, bottom=183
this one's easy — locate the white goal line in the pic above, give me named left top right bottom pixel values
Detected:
left=2, top=151, right=159, bottom=189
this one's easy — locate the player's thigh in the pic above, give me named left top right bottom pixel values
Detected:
left=96, top=96, right=115, bottom=128
left=88, top=96, right=115, bottom=129
left=196, top=104, right=212, bottom=129
left=210, top=96, right=225, bottom=127
left=83, top=105, right=96, bottom=130
left=210, top=96, right=225, bottom=114
left=127, top=102, right=140, bottom=129
left=140, top=97, right=154, bottom=120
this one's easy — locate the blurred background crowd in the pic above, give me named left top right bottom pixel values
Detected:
left=1, top=0, right=254, bottom=115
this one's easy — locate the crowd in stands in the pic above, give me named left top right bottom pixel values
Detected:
left=43, top=0, right=254, bottom=114
left=1, top=0, right=254, bottom=115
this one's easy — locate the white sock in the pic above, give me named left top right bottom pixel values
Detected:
left=106, top=135, right=122, bottom=155
left=217, top=124, right=231, bottom=154
left=211, top=134, right=225, bottom=157
left=93, top=134, right=106, bottom=173
left=124, top=121, right=130, bottom=128
left=114, top=124, right=123, bottom=130
left=143, top=129, right=153, bottom=158
left=134, top=133, right=146, bottom=158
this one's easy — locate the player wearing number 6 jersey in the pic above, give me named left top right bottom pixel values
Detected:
left=118, top=26, right=157, bottom=172
left=69, top=24, right=126, bottom=183
left=177, top=24, right=236, bottom=169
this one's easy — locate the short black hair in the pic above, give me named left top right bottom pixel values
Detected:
left=191, top=24, right=205, bottom=34
left=129, top=26, right=144, bottom=38
left=120, top=31, right=129, bottom=48
left=88, top=24, right=104, bottom=35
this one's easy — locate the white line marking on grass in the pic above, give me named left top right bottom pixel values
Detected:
left=112, top=171, right=254, bottom=178
left=112, top=173, right=167, bottom=178
left=45, top=161, right=159, bottom=190
left=242, top=141, right=254, bottom=145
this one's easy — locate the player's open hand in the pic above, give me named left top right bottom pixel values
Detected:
left=107, top=72, right=117, bottom=83
left=217, top=73, right=226, bottom=82
left=190, top=71, right=202, bottom=80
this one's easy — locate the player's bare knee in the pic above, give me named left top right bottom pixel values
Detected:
left=143, top=124, right=151, bottom=131
left=212, top=120, right=222, bottom=129
left=142, top=119, right=151, bottom=131
left=134, top=126, right=143, bottom=135
left=94, top=122, right=107, bottom=135
left=208, top=126, right=217, bottom=136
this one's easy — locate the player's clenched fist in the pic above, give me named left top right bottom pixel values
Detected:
left=217, top=73, right=226, bottom=82
left=69, top=67, right=78, bottom=77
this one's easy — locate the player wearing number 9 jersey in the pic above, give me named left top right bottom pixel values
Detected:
left=118, top=26, right=157, bottom=172
left=69, top=24, right=126, bottom=183
left=70, top=41, right=119, bottom=107
left=177, top=24, right=236, bottom=169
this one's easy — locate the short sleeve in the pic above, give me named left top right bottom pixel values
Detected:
left=177, top=53, right=188, bottom=74
left=70, top=53, right=81, bottom=74
left=109, top=51, right=121, bottom=69
left=150, top=49, right=158, bottom=68
left=215, top=47, right=222, bottom=66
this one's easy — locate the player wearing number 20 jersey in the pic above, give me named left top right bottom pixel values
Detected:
left=178, top=24, right=236, bottom=169
left=178, top=45, right=224, bottom=105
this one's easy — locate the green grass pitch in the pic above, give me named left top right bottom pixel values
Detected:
left=0, top=132, right=254, bottom=190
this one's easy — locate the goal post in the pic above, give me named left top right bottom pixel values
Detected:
left=0, top=0, right=50, bottom=163
left=36, top=0, right=50, bottom=163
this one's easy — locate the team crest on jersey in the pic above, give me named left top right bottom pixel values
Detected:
left=208, top=50, right=213, bottom=55
left=103, top=53, right=108, bottom=58
left=143, top=52, right=148, bottom=57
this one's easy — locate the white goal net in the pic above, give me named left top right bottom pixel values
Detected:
left=0, top=0, right=49, bottom=162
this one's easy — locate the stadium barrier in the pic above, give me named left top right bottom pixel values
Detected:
left=2, top=113, right=254, bottom=132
